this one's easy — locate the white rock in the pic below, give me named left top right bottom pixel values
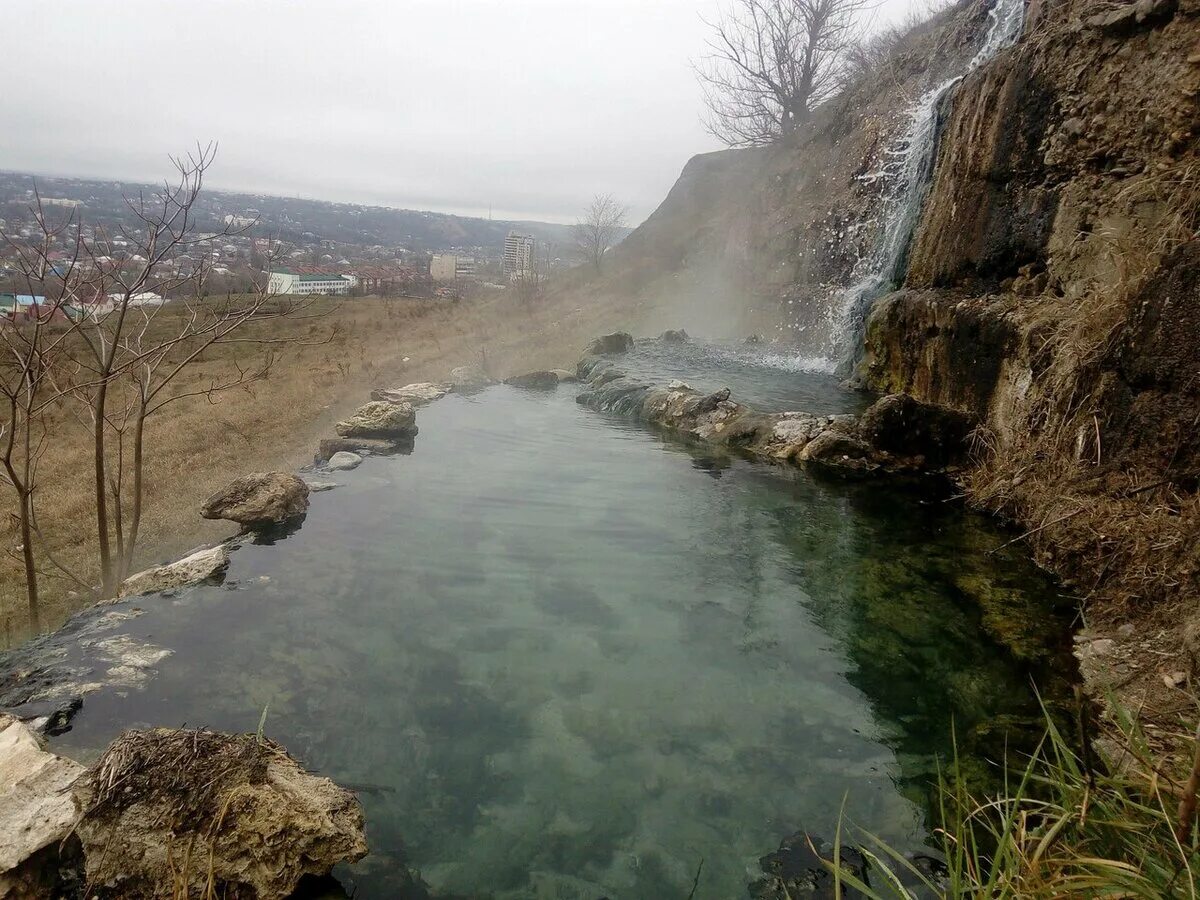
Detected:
left=117, top=545, right=230, bottom=599
left=667, top=380, right=692, bottom=391
left=302, top=479, right=339, bottom=492
left=0, top=714, right=84, bottom=878
left=326, top=451, right=363, bottom=471
left=371, top=382, right=447, bottom=406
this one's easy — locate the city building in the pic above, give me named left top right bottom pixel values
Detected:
left=502, top=232, right=535, bottom=280
left=430, top=254, right=476, bottom=283
left=267, top=270, right=350, bottom=295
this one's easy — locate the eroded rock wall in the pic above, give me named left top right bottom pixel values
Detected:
left=861, top=0, right=1200, bottom=710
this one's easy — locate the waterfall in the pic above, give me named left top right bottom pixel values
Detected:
left=802, top=0, right=1026, bottom=373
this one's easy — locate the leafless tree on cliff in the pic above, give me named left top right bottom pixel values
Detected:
left=573, top=194, right=627, bottom=273
left=697, top=0, right=876, bottom=146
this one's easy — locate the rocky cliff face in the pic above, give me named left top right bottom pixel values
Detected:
left=861, top=0, right=1199, bottom=717
left=576, top=0, right=1199, bottom=715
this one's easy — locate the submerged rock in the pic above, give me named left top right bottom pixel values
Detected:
left=584, top=332, right=634, bottom=356
left=660, top=328, right=689, bottom=343
left=326, top=451, right=363, bottom=471
left=0, top=714, right=85, bottom=899
left=504, top=370, right=560, bottom=390
left=303, top=479, right=340, bottom=492
left=74, top=728, right=367, bottom=900
left=118, top=544, right=230, bottom=599
left=798, top=430, right=878, bottom=475
left=371, top=382, right=448, bottom=406
left=749, top=831, right=868, bottom=899
left=335, top=400, right=417, bottom=440
left=201, top=473, right=310, bottom=528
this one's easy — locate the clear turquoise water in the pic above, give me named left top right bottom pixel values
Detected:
left=37, top=384, right=1073, bottom=899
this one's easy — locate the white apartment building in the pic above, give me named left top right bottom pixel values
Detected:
left=267, top=270, right=350, bottom=295
left=503, top=232, right=534, bottom=279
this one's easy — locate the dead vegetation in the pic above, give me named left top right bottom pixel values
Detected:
left=85, top=728, right=282, bottom=829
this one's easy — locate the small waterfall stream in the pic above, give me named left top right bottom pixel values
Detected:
left=809, top=0, right=1026, bottom=372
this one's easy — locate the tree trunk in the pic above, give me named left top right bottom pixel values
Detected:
left=18, top=488, right=40, bottom=632
left=92, top=383, right=114, bottom=598
left=118, top=407, right=147, bottom=583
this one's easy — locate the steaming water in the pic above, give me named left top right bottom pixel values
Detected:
left=803, top=0, right=1027, bottom=371
left=21, top=376, right=1076, bottom=898
left=616, top=339, right=871, bottom=414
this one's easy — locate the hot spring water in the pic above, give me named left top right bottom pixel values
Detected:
left=19, top=359, right=1075, bottom=898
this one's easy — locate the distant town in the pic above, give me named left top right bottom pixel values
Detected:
left=0, top=171, right=618, bottom=314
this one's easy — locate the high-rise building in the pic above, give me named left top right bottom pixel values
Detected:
left=502, top=231, right=535, bottom=279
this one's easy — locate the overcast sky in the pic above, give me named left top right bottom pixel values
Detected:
left=3, top=0, right=921, bottom=225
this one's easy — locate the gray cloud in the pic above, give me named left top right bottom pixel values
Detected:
left=2, top=0, right=922, bottom=225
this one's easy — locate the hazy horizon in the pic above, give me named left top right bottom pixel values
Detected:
left=4, top=0, right=925, bottom=227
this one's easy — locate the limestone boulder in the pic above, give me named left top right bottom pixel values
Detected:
left=335, top=401, right=417, bottom=440
left=74, top=729, right=367, bottom=900
left=584, top=332, right=634, bottom=356
left=326, top=451, right=363, bottom=471
left=370, top=382, right=448, bottom=406
left=504, top=370, right=560, bottom=390
left=201, top=473, right=310, bottom=528
left=0, top=714, right=85, bottom=899
left=118, top=545, right=229, bottom=599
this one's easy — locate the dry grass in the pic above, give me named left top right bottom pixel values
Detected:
left=1, top=285, right=649, bottom=643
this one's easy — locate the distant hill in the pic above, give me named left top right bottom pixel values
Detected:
left=0, top=171, right=624, bottom=256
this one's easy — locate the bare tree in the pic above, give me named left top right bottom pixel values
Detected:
left=0, top=146, right=329, bottom=622
left=697, top=0, right=875, bottom=146
left=0, top=194, right=89, bottom=629
left=56, top=146, right=328, bottom=596
left=573, top=194, right=628, bottom=273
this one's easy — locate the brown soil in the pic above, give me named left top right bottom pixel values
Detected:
left=1, top=287, right=650, bottom=644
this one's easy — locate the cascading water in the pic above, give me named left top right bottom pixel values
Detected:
left=799, top=0, right=1026, bottom=373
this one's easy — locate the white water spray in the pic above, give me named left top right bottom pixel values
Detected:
left=790, top=0, right=1026, bottom=373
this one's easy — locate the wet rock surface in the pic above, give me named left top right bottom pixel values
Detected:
left=315, top=435, right=410, bottom=464
left=576, top=343, right=972, bottom=478
left=504, top=370, right=561, bottom=390
left=584, top=331, right=634, bottom=356
left=371, top=382, right=448, bottom=406
left=335, top=400, right=418, bottom=440
left=326, top=451, right=364, bottom=471
left=202, top=473, right=310, bottom=528
left=117, top=544, right=230, bottom=599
